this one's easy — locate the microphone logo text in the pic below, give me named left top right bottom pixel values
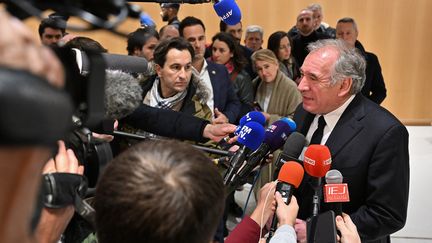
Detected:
left=219, top=9, right=233, bottom=21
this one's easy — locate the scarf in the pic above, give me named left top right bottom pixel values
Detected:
left=149, top=77, right=187, bottom=110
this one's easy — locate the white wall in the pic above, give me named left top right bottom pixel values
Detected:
left=392, top=126, right=432, bottom=242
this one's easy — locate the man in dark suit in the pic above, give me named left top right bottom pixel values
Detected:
left=336, top=17, right=387, bottom=104
left=293, top=39, right=409, bottom=243
left=179, top=16, right=240, bottom=124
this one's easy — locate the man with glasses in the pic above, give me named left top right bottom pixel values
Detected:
left=293, top=39, right=409, bottom=243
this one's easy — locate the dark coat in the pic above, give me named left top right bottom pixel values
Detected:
left=207, top=61, right=241, bottom=123
left=294, top=94, right=409, bottom=243
left=356, top=41, right=387, bottom=104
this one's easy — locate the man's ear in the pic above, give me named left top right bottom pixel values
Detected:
left=155, top=64, right=162, bottom=77
left=338, top=77, right=353, bottom=97
left=133, top=47, right=141, bottom=56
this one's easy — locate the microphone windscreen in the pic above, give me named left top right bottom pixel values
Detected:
left=140, top=12, right=155, bottom=27
left=105, top=70, right=143, bottom=120
left=303, top=144, right=332, bottom=178
left=278, top=161, right=304, bottom=188
left=325, top=169, right=343, bottom=184
left=281, top=117, right=297, bottom=132
left=239, top=111, right=266, bottom=127
left=237, top=121, right=265, bottom=150
left=213, top=0, right=241, bottom=25
left=283, top=132, right=307, bottom=158
left=263, top=120, right=291, bottom=152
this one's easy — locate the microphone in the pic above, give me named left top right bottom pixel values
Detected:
left=303, top=144, right=332, bottom=217
left=273, top=132, right=307, bottom=180
left=303, top=145, right=332, bottom=178
left=324, top=170, right=350, bottom=216
left=239, top=111, right=266, bottom=127
left=223, top=121, right=265, bottom=185
left=231, top=119, right=295, bottom=188
left=104, top=70, right=143, bottom=120
left=234, top=111, right=266, bottom=136
left=281, top=117, right=297, bottom=131
left=213, top=0, right=241, bottom=25
left=268, top=161, right=304, bottom=239
left=140, top=12, right=155, bottom=27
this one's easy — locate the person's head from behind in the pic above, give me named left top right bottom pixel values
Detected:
left=94, top=140, right=225, bottom=243
left=336, top=17, right=359, bottom=49
left=251, top=49, right=280, bottom=83
left=220, top=21, right=243, bottom=43
left=298, top=39, right=366, bottom=115
left=126, top=27, right=160, bottom=61
left=153, top=37, right=195, bottom=98
left=296, top=9, right=314, bottom=36
left=244, top=25, right=264, bottom=51
left=211, top=32, right=247, bottom=72
left=38, top=17, right=66, bottom=46
left=160, top=3, right=180, bottom=22
left=179, top=16, right=207, bottom=61
left=63, top=36, right=108, bottom=53
left=267, top=31, right=293, bottom=63
left=159, top=24, right=180, bottom=41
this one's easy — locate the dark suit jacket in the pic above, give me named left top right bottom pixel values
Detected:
left=207, top=61, right=241, bottom=123
left=356, top=41, right=387, bottom=104
left=294, top=94, right=409, bottom=243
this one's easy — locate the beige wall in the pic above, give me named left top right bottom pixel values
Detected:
left=23, top=0, right=432, bottom=123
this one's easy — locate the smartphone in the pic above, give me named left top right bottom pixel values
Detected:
left=306, top=210, right=337, bottom=243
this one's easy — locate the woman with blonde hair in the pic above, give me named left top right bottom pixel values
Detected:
left=252, top=49, right=301, bottom=125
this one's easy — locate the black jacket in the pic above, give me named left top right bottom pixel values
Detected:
left=294, top=94, right=409, bottom=243
left=356, top=41, right=387, bottom=104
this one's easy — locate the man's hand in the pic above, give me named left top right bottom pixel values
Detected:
left=213, top=108, right=229, bottom=124
left=274, top=193, right=299, bottom=227
left=250, top=182, right=277, bottom=227
left=36, top=141, right=84, bottom=243
left=294, top=218, right=307, bottom=243
left=261, top=112, right=270, bottom=122
left=203, top=123, right=237, bottom=142
left=0, top=10, right=64, bottom=88
left=336, top=213, right=361, bottom=243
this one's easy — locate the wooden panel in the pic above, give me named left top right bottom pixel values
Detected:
left=22, top=0, right=432, bottom=121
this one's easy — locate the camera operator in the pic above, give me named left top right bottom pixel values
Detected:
left=0, top=9, right=72, bottom=243
left=35, top=141, right=84, bottom=243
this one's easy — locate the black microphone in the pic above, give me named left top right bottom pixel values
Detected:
left=104, top=69, right=143, bottom=120
left=268, top=162, right=304, bottom=240
left=324, top=169, right=350, bottom=217
left=273, top=132, right=307, bottom=180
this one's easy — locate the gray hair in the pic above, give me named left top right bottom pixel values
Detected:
left=245, top=25, right=264, bottom=38
left=337, top=17, right=359, bottom=33
left=307, top=39, right=366, bottom=94
left=307, top=3, right=322, bottom=13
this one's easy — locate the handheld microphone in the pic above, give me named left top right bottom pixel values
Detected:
left=223, top=121, right=265, bottom=185
left=281, top=117, right=297, bottom=131
left=303, top=144, right=332, bottom=217
left=140, top=12, right=155, bottom=27
left=273, top=132, right=307, bottom=180
left=104, top=70, right=143, bottom=120
left=213, top=0, right=241, bottom=25
left=234, top=111, right=266, bottom=136
left=324, top=169, right=350, bottom=216
left=230, top=119, right=295, bottom=188
left=268, top=161, right=304, bottom=239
